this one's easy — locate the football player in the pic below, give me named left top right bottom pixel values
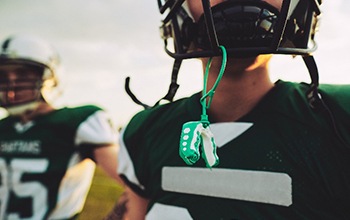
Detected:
left=0, top=34, right=122, bottom=219
left=118, top=0, right=350, bottom=219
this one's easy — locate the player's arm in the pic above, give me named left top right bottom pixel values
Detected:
left=94, top=144, right=124, bottom=184
left=114, top=114, right=151, bottom=219
left=75, top=109, right=123, bottom=183
left=124, top=187, right=149, bottom=220
left=104, top=186, right=149, bottom=220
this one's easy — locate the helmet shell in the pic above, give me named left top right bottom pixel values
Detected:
left=0, top=34, right=60, bottom=82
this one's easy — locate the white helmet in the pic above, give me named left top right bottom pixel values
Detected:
left=0, top=34, right=60, bottom=83
left=0, top=35, right=61, bottom=115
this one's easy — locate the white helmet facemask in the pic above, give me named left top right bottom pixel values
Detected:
left=5, top=102, right=41, bottom=116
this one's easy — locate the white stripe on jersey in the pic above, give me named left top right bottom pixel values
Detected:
left=210, top=122, right=253, bottom=148
left=162, top=167, right=292, bottom=207
left=118, top=128, right=145, bottom=189
left=146, top=203, right=193, bottom=220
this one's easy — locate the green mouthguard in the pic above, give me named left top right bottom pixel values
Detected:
left=179, top=46, right=227, bottom=168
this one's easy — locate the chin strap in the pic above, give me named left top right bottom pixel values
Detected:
left=6, top=102, right=40, bottom=116
left=303, top=55, right=321, bottom=108
left=154, top=59, right=182, bottom=105
left=124, top=77, right=150, bottom=109
left=124, top=59, right=182, bottom=109
left=125, top=0, right=222, bottom=109
left=303, top=55, right=350, bottom=150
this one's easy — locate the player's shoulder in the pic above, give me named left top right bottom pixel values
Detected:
left=57, top=104, right=102, bottom=118
left=45, top=104, right=104, bottom=127
left=319, top=83, right=350, bottom=98
left=124, top=94, right=199, bottom=137
left=277, top=81, right=350, bottom=110
left=63, top=104, right=103, bottom=114
left=318, top=83, right=350, bottom=114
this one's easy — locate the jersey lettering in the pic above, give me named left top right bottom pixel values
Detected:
left=0, top=140, right=41, bottom=155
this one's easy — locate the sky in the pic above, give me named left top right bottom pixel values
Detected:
left=0, top=0, right=349, bottom=127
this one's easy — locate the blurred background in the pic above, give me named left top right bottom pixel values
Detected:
left=1, top=0, right=350, bottom=218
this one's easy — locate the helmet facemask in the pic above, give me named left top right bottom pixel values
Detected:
left=159, top=0, right=321, bottom=59
left=195, top=1, right=280, bottom=54
left=0, top=64, right=44, bottom=115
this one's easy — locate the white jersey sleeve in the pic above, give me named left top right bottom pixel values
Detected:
left=74, top=110, right=117, bottom=145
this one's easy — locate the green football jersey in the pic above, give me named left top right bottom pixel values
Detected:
left=119, top=81, right=350, bottom=219
left=0, top=105, right=116, bottom=220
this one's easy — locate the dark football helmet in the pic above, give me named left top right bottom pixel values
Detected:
left=156, top=0, right=322, bottom=104
left=158, top=0, right=322, bottom=59
left=126, top=0, right=322, bottom=107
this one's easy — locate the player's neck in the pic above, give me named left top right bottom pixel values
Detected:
left=205, top=62, right=274, bottom=123
left=19, top=102, right=55, bottom=123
